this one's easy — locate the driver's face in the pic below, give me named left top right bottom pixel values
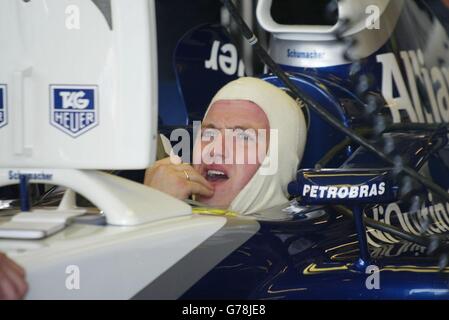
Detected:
left=193, top=100, right=270, bottom=208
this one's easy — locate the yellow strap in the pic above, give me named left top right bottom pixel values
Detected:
left=192, top=207, right=239, bottom=217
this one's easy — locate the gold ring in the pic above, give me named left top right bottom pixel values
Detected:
left=183, top=170, right=190, bottom=181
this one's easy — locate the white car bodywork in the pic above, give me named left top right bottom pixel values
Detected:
left=1, top=214, right=227, bottom=299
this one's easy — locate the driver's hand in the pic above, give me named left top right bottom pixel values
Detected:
left=144, top=157, right=214, bottom=200
left=0, top=252, right=28, bottom=300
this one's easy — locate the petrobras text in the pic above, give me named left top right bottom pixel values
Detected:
left=0, top=84, right=6, bottom=128
left=50, top=85, right=98, bottom=137
left=302, top=182, right=386, bottom=199
left=8, top=170, right=53, bottom=181
left=378, top=49, right=449, bottom=124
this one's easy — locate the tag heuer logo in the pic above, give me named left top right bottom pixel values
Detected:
left=50, top=85, right=99, bottom=137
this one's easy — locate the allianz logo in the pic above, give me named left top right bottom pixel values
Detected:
left=378, top=49, right=449, bottom=124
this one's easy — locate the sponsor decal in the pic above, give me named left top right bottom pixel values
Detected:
left=50, top=85, right=98, bottom=137
left=287, top=49, right=325, bottom=60
left=0, top=84, right=7, bottom=128
left=377, top=50, right=449, bottom=124
left=8, top=170, right=53, bottom=181
left=371, top=242, right=426, bottom=258
left=367, top=191, right=449, bottom=245
left=205, top=40, right=245, bottom=77
left=302, top=182, right=386, bottom=199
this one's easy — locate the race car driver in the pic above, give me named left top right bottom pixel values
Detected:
left=144, top=77, right=307, bottom=214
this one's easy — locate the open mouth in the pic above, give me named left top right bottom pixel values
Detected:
left=206, top=169, right=229, bottom=182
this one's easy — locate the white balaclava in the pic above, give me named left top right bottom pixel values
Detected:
left=203, top=77, right=307, bottom=214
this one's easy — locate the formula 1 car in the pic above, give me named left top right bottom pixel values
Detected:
left=1, top=0, right=449, bottom=300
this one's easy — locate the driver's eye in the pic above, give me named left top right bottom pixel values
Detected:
left=202, top=128, right=219, bottom=139
left=235, top=129, right=256, bottom=142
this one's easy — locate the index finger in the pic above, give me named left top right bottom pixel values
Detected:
left=173, top=164, right=213, bottom=190
left=188, top=181, right=214, bottom=198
